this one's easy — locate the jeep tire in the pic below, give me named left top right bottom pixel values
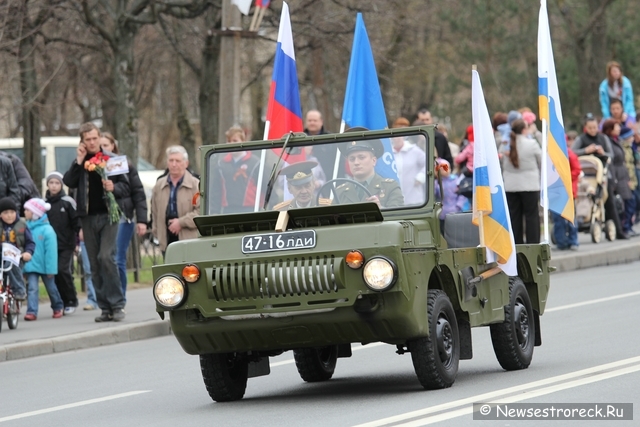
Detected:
left=410, top=289, right=460, bottom=389
left=490, top=277, right=535, bottom=371
left=200, top=352, right=248, bottom=402
left=293, top=346, right=338, bottom=382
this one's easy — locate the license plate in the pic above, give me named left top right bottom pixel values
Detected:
left=241, top=230, right=316, bottom=254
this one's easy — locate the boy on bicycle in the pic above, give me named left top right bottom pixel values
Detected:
left=0, top=197, right=34, bottom=300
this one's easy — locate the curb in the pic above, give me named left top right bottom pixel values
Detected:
left=550, top=242, right=640, bottom=273
left=0, top=320, right=171, bottom=362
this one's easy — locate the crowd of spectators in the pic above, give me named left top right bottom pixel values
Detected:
left=1, top=61, right=639, bottom=325
left=0, top=123, right=186, bottom=322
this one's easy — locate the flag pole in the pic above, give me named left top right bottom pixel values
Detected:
left=471, top=64, right=485, bottom=248
left=255, top=6, right=267, bottom=31
left=541, top=118, right=549, bottom=243
left=249, top=6, right=260, bottom=31
left=252, top=121, right=271, bottom=212
left=327, top=120, right=347, bottom=201
left=331, top=120, right=347, bottom=181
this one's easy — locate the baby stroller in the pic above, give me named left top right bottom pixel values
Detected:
left=0, top=248, right=20, bottom=332
left=575, top=155, right=616, bottom=243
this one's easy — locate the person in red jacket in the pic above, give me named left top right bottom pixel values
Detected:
left=552, top=142, right=582, bottom=250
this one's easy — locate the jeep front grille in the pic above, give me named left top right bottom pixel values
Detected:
left=212, top=256, right=338, bottom=301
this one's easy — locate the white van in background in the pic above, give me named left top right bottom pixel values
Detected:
left=0, top=137, right=162, bottom=220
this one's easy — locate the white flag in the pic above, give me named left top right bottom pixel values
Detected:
left=231, top=0, right=252, bottom=15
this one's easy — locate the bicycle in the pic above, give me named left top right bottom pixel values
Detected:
left=0, top=258, right=20, bottom=332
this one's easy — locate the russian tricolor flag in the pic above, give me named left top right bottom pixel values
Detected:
left=264, top=2, right=304, bottom=163
left=266, top=1, right=299, bottom=135
left=472, top=69, right=517, bottom=276
left=256, top=0, right=270, bottom=7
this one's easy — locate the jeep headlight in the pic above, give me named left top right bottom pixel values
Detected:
left=362, top=257, right=397, bottom=291
left=154, top=275, right=187, bottom=308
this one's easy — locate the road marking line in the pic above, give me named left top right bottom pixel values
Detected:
left=270, top=342, right=386, bottom=367
left=546, top=290, right=640, bottom=312
left=0, top=391, right=151, bottom=423
left=269, top=292, right=640, bottom=368
left=351, top=355, right=640, bottom=427
left=395, top=363, right=640, bottom=426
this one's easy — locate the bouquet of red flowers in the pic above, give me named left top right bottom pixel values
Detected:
left=84, top=152, right=122, bottom=224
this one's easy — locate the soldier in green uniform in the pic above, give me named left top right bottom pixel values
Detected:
left=335, top=139, right=404, bottom=208
left=273, top=161, right=332, bottom=211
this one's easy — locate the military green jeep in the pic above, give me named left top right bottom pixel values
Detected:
left=152, top=126, right=551, bottom=402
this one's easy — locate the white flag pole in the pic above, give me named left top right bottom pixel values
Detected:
left=332, top=120, right=347, bottom=181
left=254, top=6, right=267, bottom=31
left=249, top=6, right=260, bottom=31
left=541, top=118, right=549, bottom=243
left=252, top=121, right=271, bottom=211
left=471, top=65, right=485, bottom=249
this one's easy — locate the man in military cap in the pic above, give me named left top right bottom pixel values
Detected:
left=336, top=136, right=404, bottom=208
left=273, top=161, right=332, bottom=210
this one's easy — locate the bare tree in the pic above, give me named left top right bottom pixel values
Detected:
left=158, top=4, right=222, bottom=167
left=78, top=0, right=208, bottom=165
left=555, top=0, right=618, bottom=117
left=1, top=0, right=61, bottom=185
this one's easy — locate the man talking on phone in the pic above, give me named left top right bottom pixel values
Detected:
left=63, top=123, right=131, bottom=322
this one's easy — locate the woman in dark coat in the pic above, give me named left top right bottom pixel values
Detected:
left=602, top=119, right=632, bottom=239
left=99, top=133, right=148, bottom=299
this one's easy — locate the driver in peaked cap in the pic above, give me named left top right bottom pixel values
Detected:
left=273, top=161, right=332, bottom=211
left=335, top=128, right=404, bottom=208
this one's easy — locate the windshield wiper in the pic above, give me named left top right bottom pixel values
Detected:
left=262, top=131, right=295, bottom=210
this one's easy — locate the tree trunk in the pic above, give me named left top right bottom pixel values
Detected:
left=176, top=58, right=197, bottom=171
left=99, top=69, right=117, bottom=135
left=572, top=0, right=611, bottom=118
left=113, top=28, right=139, bottom=165
left=249, top=35, right=264, bottom=140
left=199, top=9, right=220, bottom=147
left=19, top=33, right=42, bottom=188
left=585, top=0, right=608, bottom=117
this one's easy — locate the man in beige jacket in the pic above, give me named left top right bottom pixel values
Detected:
left=151, top=146, right=200, bottom=255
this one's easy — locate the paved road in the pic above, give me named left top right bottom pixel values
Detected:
left=1, top=262, right=638, bottom=426
left=2, top=225, right=640, bottom=362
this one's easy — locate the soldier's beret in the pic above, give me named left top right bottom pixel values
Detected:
left=278, top=160, right=318, bottom=186
left=340, top=127, right=385, bottom=158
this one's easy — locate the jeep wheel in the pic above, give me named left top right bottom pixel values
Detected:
left=293, top=346, right=338, bottom=382
left=490, top=277, right=535, bottom=371
left=410, top=289, right=460, bottom=389
left=200, top=352, right=248, bottom=402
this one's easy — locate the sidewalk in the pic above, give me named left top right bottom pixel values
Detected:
left=0, top=287, right=169, bottom=361
left=548, top=226, right=640, bottom=272
left=2, top=228, right=640, bottom=362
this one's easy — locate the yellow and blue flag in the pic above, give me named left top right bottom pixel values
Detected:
left=538, top=0, right=574, bottom=222
left=471, top=69, right=517, bottom=276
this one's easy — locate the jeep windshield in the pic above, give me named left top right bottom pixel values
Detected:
left=205, top=131, right=429, bottom=215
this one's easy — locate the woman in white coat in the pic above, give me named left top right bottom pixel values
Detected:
left=500, top=119, right=542, bottom=244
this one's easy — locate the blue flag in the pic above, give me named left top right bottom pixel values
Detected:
left=342, top=13, right=398, bottom=180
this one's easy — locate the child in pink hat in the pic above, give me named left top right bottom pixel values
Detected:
left=22, top=198, right=63, bottom=320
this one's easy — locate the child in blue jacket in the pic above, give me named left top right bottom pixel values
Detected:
left=23, top=198, right=63, bottom=320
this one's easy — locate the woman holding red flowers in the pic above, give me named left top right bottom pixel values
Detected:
left=63, top=123, right=132, bottom=322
